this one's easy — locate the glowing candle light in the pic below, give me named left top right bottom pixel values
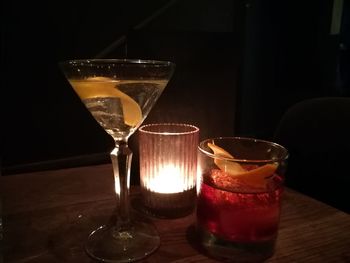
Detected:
left=139, top=123, right=199, bottom=218
left=146, top=164, right=192, bottom=194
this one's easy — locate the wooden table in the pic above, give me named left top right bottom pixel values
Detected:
left=1, top=164, right=350, bottom=262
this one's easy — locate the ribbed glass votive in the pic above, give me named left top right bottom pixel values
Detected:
left=138, top=123, right=199, bottom=218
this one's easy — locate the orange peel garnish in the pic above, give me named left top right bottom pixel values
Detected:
left=208, top=143, right=245, bottom=173
left=207, top=142, right=278, bottom=188
left=69, top=77, right=142, bottom=127
left=231, top=163, right=278, bottom=187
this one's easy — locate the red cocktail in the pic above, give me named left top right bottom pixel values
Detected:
left=196, top=138, right=288, bottom=262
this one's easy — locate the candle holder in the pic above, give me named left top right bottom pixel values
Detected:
left=138, top=123, right=199, bottom=218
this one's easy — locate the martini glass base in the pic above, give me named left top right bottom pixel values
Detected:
left=85, top=221, right=160, bottom=263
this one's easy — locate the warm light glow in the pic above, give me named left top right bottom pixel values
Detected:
left=111, top=147, right=121, bottom=196
left=115, top=179, right=120, bottom=196
left=196, top=164, right=202, bottom=194
left=146, top=164, right=192, bottom=194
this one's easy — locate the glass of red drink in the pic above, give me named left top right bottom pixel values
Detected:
left=196, top=137, right=288, bottom=262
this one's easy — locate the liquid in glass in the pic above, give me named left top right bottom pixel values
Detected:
left=196, top=138, right=288, bottom=262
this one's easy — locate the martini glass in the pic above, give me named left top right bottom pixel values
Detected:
left=60, top=59, right=175, bottom=262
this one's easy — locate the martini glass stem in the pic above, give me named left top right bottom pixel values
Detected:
left=110, top=140, right=132, bottom=230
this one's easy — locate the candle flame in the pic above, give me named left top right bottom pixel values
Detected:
left=146, top=164, right=193, bottom=194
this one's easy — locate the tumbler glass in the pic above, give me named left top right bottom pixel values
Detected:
left=196, top=137, right=288, bottom=262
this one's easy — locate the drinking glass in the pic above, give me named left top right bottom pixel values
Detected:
left=197, top=137, right=288, bottom=262
left=60, top=59, right=175, bottom=262
left=138, top=123, right=199, bottom=218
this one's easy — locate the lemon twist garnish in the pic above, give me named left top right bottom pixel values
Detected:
left=69, top=77, right=142, bottom=127
left=207, top=142, right=278, bottom=188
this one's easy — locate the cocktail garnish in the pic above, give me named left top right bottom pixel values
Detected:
left=207, top=142, right=278, bottom=188
left=69, top=77, right=142, bottom=127
left=208, top=143, right=245, bottom=173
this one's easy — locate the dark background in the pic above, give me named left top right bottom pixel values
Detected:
left=2, top=1, right=349, bottom=210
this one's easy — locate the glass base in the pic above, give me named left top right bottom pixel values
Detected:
left=141, top=187, right=196, bottom=219
left=85, top=221, right=160, bottom=263
left=197, top=227, right=276, bottom=263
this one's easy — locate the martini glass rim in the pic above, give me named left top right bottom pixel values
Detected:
left=59, top=59, right=175, bottom=67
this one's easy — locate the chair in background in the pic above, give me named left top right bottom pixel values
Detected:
left=274, top=97, right=350, bottom=213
